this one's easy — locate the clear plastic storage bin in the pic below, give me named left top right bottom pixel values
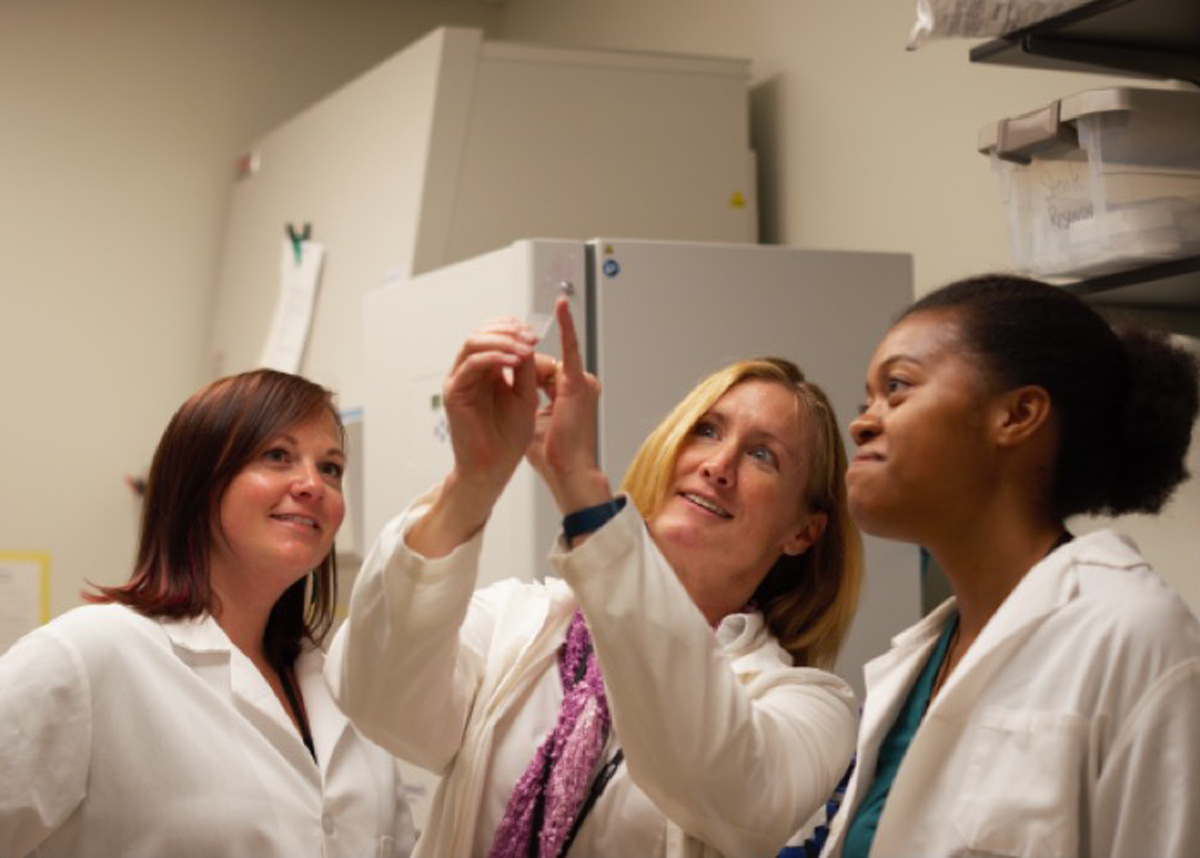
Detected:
left=978, top=88, right=1200, bottom=278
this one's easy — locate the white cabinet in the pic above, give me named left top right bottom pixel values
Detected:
left=208, top=26, right=757, bottom=409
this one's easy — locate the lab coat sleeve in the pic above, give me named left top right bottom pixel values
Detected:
left=0, top=627, right=92, bottom=857
left=1094, top=658, right=1200, bottom=857
left=553, top=503, right=859, bottom=858
left=326, top=504, right=496, bottom=774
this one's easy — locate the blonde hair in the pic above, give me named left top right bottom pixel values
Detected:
left=622, top=358, right=862, bottom=669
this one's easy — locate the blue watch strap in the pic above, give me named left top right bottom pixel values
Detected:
left=562, top=496, right=627, bottom=543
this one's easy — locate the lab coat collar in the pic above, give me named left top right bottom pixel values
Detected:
left=860, top=598, right=957, bottom=724
left=886, top=597, right=958, bottom=652
left=160, top=612, right=349, bottom=776
left=160, top=611, right=234, bottom=655
left=851, top=599, right=956, bottom=805
left=927, top=528, right=1142, bottom=718
left=838, top=562, right=1051, bottom=855
left=715, top=610, right=761, bottom=649
left=715, top=612, right=753, bottom=652
left=717, top=610, right=797, bottom=676
left=858, top=529, right=1144, bottom=738
left=865, top=531, right=1137, bottom=701
left=833, top=530, right=1146, bottom=856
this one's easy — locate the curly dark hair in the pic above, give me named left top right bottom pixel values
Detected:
left=903, top=274, right=1199, bottom=519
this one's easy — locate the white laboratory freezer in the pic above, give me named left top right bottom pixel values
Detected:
left=363, top=238, right=919, bottom=692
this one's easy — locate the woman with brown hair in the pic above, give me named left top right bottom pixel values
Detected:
left=328, top=298, right=861, bottom=857
left=0, top=369, right=415, bottom=858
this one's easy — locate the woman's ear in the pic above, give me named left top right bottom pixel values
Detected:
left=782, top=511, right=827, bottom=557
left=994, top=384, right=1053, bottom=448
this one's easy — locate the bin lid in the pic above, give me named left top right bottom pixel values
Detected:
left=978, top=86, right=1200, bottom=163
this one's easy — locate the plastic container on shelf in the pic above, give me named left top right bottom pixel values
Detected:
left=978, top=87, right=1200, bottom=278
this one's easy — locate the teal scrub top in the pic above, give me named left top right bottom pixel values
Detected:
left=842, top=613, right=959, bottom=858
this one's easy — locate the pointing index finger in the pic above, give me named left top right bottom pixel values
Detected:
left=556, top=296, right=583, bottom=377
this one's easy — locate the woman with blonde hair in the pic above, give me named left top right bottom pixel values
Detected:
left=622, top=354, right=861, bottom=671
left=328, top=298, right=861, bottom=857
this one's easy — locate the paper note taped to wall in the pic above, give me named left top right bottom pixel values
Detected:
left=260, top=238, right=326, bottom=373
left=0, top=553, right=49, bottom=654
left=909, top=0, right=1093, bottom=47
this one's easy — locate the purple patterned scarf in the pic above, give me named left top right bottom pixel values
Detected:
left=488, top=608, right=611, bottom=858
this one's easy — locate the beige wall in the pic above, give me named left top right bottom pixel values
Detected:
left=0, top=0, right=500, bottom=619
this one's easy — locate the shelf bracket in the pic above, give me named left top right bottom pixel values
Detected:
left=972, top=34, right=1200, bottom=86
left=1026, top=34, right=1200, bottom=85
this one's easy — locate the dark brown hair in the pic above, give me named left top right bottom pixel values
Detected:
left=904, top=274, right=1199, bottom=518
left=90, top=369, right=342, bottom=668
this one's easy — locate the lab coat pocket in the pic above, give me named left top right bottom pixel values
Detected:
left=955, top=705, right=1090, bottom=857
left=377, top=835, right=396, bottom=858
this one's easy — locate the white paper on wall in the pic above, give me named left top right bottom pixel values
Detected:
left=260, top=238, right=326, bottom=373
left=0, top=555, right=47, bottom=654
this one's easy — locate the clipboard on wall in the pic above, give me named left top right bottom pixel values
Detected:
left=0, top=551, right=50, bottom=654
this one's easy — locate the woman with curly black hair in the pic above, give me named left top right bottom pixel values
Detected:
left=825, top=274, right=1200, bottom=858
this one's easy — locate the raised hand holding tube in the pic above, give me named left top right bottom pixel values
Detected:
left=408, top=317, right=539, bottom=556
left=527, top=297, right=610, bottom=516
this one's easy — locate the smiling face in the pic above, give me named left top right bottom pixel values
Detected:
left=847, top=309, right=1000, bottom=544
left=208, top=411, right=346, bottom=608
left=648, top=379, right=825, bottom=610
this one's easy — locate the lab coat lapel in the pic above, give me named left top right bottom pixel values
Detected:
left=828, top=601, right=956, bottom=855
left=926, top=543, right=1080, bottom=720
left=295, top=645, right=352, bottom=772
left=164, top=614, right=320, bottom=777
left=442, top=581, right=575, bottom=858
left=860, top=600, right=956, bottom=766
left=833, top=536, right=1125, bottom=856
left=868, top=545, right=1090, bottom=854
left=480, top=578, right=574, bottom=721
left=226, top=643, right=323, bottom=779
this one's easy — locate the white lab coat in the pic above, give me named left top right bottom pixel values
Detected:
left=0, top=603, right=416, bottom=858
left=823, top=529, right=1200, bottom=858
left=326, top=500, right=858, bottom=858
